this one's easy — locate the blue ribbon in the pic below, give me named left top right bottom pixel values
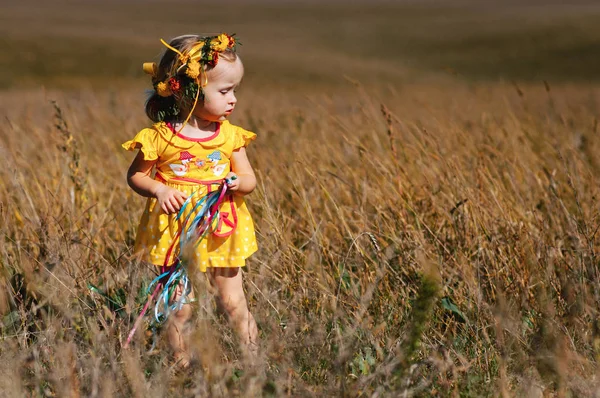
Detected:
left=148, top=184, right=227, bottom=323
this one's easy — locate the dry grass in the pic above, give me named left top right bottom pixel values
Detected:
left=2, top=1, right=600, bottom=397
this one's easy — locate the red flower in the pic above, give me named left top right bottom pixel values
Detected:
left=168, top=77, right=181, bottom=93
left=208, top=52, right=219, bottom=67
left=226, top=34, right=235, bottom=48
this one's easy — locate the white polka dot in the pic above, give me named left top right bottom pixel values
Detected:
left=152, top=245, right=157, bottom=250
left=236, top=248, right=240, bottom=252
left=246, top=217, right=250, bottom=221
left=160, top=220, right=164, bottom=225
left=221, top=257, right=225, bottom=261
left=244, top=238, right=248, bottom=242
left=230, top=257, right=235, bottom=261
left=161, top=248, right=165, bottom=252
left=245, top=227, right=249, bottom=231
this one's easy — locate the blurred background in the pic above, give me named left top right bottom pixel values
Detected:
left=3, top=0, right=600, bottom=90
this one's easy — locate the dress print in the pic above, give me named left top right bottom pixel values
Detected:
left=122, top=120, right=258, bottom=272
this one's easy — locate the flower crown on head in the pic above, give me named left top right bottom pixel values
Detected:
left=143, top=33, right=237, bottom=127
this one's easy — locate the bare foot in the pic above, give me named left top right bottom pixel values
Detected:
left=172, top=349, right=192, bottom=370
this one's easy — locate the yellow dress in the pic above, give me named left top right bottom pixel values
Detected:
left=122, top=120, right=258, bottom=272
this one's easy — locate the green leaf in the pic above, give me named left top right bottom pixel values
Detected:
left=441, top=296, right=469, bottom=324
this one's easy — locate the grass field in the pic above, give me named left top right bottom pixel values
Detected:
left=2, top=1, right=600, bottom=396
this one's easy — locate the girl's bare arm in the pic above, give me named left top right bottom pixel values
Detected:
left=227, top=147, right=256, bottom=195
left=127, top=151, right=187, bottom=214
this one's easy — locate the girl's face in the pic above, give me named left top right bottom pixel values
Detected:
left=193, top=57, right=244, bottom=123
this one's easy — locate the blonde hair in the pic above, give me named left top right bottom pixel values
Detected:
left=145, top=35, right=238, bottom=123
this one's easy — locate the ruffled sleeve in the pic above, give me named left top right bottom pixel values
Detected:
left=232, top=126, right=257, bottom=150
left=122, top=127, right=160, bottom=161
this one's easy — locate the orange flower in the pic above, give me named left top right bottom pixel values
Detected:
left=226, top=34, right=235, bottom=48
left=207, top=51, right=219, bottom=67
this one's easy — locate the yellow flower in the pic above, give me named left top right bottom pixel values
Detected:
left=186, top=60, right=201, bottom=79
left=156, top=81, right=171, bottom=97
left=211, top=34, right=230, bottom=52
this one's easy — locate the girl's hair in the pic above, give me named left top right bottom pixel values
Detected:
left=145, top=35, right=238, bottom=123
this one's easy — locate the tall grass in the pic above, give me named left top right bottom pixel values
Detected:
left=2, top=79, right=600, bottom=396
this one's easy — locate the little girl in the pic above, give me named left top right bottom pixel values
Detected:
left=122, top=33, right=258, bottom=366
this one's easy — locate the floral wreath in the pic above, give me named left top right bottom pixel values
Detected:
left=143, top=33, right=237, bottom=126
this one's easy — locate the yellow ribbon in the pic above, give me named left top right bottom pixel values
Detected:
left=177, top=64, right=207, bottom=132
left=142, top=62, right=158, bottom=78
left=187, top=40, right=205, bottom=60
left=160, top=38, right=188, bottom=62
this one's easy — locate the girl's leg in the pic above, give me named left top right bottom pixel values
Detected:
left=208, top=267, right=258, bottom=359
left=167, top=283, right=194, bottom=367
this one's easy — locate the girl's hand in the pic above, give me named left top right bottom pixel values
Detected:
left=154, top=185, right=188, bottom=214
left=225, top=172, right=240, bottom=192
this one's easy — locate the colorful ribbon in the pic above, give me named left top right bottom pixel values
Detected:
left=123, top=180, right=234, bottom=348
